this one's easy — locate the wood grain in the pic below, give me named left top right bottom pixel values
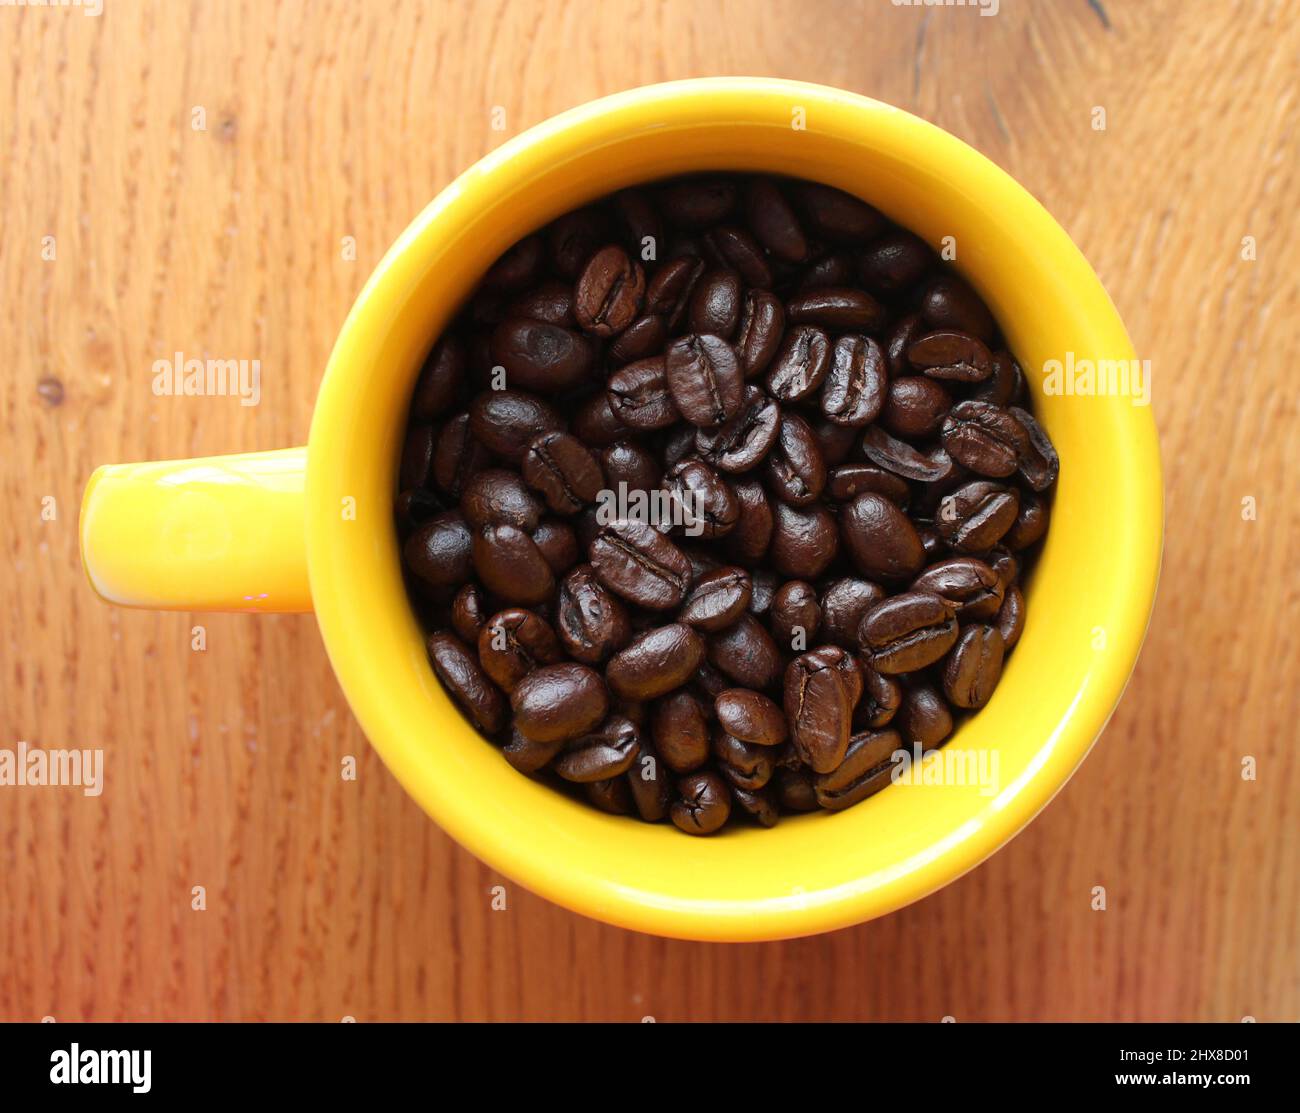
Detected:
left=1, top=0, right=1296, bottom=1022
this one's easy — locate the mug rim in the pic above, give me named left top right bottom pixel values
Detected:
left=305, top=78, right=1163, bottom=941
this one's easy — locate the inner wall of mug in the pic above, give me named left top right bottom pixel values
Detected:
left=308, top=81, right=1156, bottom=939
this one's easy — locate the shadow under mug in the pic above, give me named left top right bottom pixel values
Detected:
left=80, top=78, right=1162, bottom=942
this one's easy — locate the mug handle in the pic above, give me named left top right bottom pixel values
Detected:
left=79, top=447, right=312, bottom=613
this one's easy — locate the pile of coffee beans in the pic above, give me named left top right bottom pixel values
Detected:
left=397, top=173, right=1058, bottom=835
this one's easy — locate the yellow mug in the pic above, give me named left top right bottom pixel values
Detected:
left=80, top=78, right=1162, bottom=941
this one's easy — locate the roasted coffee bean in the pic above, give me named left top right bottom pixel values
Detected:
left=1002, top=490, right=1050, bottom=550
left=787, top=287, right=888, bottom=333
left=940, top=400, right=1030, bottom=477
left=769, top=502, right=839, bottom=579
left=532, top=520, right=580, bottom=574
left=679, top=567, right=752, bottom=631
left=819, top=578, right=886, bottom=647
left=784, top=647, right=854, bottom=773
left=469, top=389, right=563, bottom=462
left=731, top=784, right=779, bottom=826
left=471, top=523, right=555, bottom=606
left=462, top=468, right=544, bottom=531
left=451, top=583, right=489, bottom=644
left=746, top=179, right=807, bottom=262
left=814, top=728, right=901, bottom=810
left=664, top=333, right=744, bottom=428
left=427, top=631, right=507, bottom=735
left=854, top=664, right=903, bottom=729
left=626, top=740, right=673, bottom=821
left=606, top=623, right=706, bottom=700
left=695, top=385, right=780, bottom=473
left=920, top=274, right=995, bottom=342
left=553, top=715, right=641, bottom=782
left=821, top=335, right=886, bottom=426
left=942, top=624, right=1005, bottom=709
left=652, top=689, right=711, bottom=772
left=645, top=254, right=706, bottom=330
left=411, top=336, right=466, bottom=421
left=555, top=565, right=631, bottom=663
left=405, top=512, right=473, bottom=588
left=490, top=318, right=595, bottom=393
left=765, top=412, right=827, bottom=506
left=521, top=431, right=604, bottom=513
left=574, top=245, right=645, bottom=337
left=771, top=580, right=821, bottom=648
left=502, top=728, right=564, bottom=774
left=688, top=269, right=743, bottom=338
left=1009, top=406, right=1060, bottom=491
left=714, top=689, right=788, bottom=747
left=607, top=356, right=679, bottom=430
left=713, top=732, right=775, bottom=790
left=662, top=458, right=739, bottom=538
left=405, top=172, right=1058, bottom=832
left=708, top=614, right=784, bottom=690
left=609, top=314, right=669, bottom=364
left=860, top=425, right=953, bottom=482
left=400, top=423, right=435, bottom=491
left=793, top=182, right=884, bottom=243
left=507, top=279, right=576, bottom=327
left=734, top=290, right=785, bottom=378
left=858, top=591, right=958, bottom=674
left=897, top=681, right=954, bottom=750
left=727, top=479, right=774, bottom=565
left=767, top=325, right=831, bottom=402
left=432, top=412, right=492, bottom=496
left=601, top=440, right=662, bottom=496
left=857, top=229, right=932, bottom=294
left=907, top=329, right=993, bottom=383
left=478, top=608, right=563, bottom=692
left=937, top=481, right=1020, bottom=552
left=662, top=178, right=738, bottom=228
left=910, top=556, right=1004, bottom=620
left=671, top=770, right=732, bottom=835
left=511, top=662, right=608, bottom=743
left=841, top=492, right=926, bottom=580
left=881, top=376, right=952, bottom=439
left=827, top=463, right=910, bottom=507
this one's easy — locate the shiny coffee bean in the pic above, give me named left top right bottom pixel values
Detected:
left=548, top=209, right=609, bottom=278
left=589, top=518, right=693, bottom=610
left=626, top=741, right=673, bottom=821
left=433, top=412, right=492, bottom=496
left=767, top=325, right=831, bottom=402
left=645, top=254, right=706, bottom=330
left=821, top=334, right=886, bottom=426
left=881, top=376, right=951, bottom=439
left=556, top=564, right=631, bottom=664
left=885, top=312, right=926, bottom=376
left=472, top=523, right=555, bottom=606
left=411, top=336, right=466, bottom=421
left=727, top=479, right=774, bottom=565
left=769, top=502, right=839, bottom=579
left=897, top=681, right=954, bottom=750
left=607, top=356, right=680, bottom=430
left=819, top=578, right=885, bottom=647
left=784, top=646, right=854, bottom=773
left=521, top=432, right=604, bottom=513
left=532, top=520, right=579, bottom=574
left=427, top=631, right=507, bottom=734
left=405, top=512, right=474, bottom=588
left=707, top=614, right=784, bottom=691
left=713, top=732, right=775, bottom=790
left=971, top=350, right=1022, bottom=406
left=907, top=329, right=993, bottom=383
left=814, top=728, right=901, bottom=810
left=746, top=179, right=808, bottom=262
left=854, top=664, right=903, bottom=729
left=734, top=290, right=785, bottom=378
left=996, top=584, right=1026, bottom=649
left=860, top=425, right=953, bottom=482
left=771, top=580, right=821, bottom=649
left=748, top=568, right=779, bottom=619
left=506, top=279, right=576, bottom=327
left=704, top=225, right=773, bottom=289
left=942, top=624, right=1005, bottom=709
left=841, top=492, right=926, bottom=580
left=662, top=177, right=738, bottom=228
left=920, top=274, right=995, bottom=342
left=827, top=463, right=910, bottom=507
left=765, top=412, right=827, bottom=506
left=910, top=556, right=1004, bottom=620
left=575, top=244, right=645, bottom=337
left=786, top=287, right=887, bottom=333
left=572, top=389, right=633, bottom=446
left=553, top=715, right=641, bottom=782
left=1002, top=490, right=1050, bottom=550
left=584, top=776, right=633, bottom=814
left=462, top=468, right=544, bottom=531
left=688, top=269, right=743, bottom=338
left=678, top=567, right=752, bottom=631
left=671, top=770, right=732, bottom=834
left=858, top=591, right=959, bottom=674
left=857, top=230, right=932, bottom=294
left=652, top=689, right=711, bottom=773
left=714, top=689, right=788, bottom=747
left=731, top=784, right=779, bottom=827
left=696, top=385, right=780, bottom=474
left=664, top=333, right=744, bottom=428
left=601, top=440, right=662, bottom=496
left=490, top=318, right=595, bottom=393
left=776, top=767, right=820, bottom=812
left=940, top=400, right=1030, bottom=477
left=810, top=416, right=859, bottom=466
left=451, top=583, right=489, bottom=645
left=511, top=662, right=608, bottom=743
left=477, top=608, right=562, bottom=692
left=503, top=727, right=564, bottom=774
left=793, top=182, right=884, bottom=243
left=1009, top=406, right=1060, bottom=491
left=662, top=458, right=739, bottom=538
left=606, top=623, right=706, bottom=700
left=936, top=481, right=1020, bottom=552
left=609, top=314, right=668, bottom=364
left=469, top=389, right=563, bottom=462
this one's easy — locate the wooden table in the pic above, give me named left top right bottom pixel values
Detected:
left=2, top=0, right=1296, bottom=1022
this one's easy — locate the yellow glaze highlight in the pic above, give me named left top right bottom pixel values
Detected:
left=83, top=79, right=1162, bottom=940
left=81, top=447, right=311, bottom=613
